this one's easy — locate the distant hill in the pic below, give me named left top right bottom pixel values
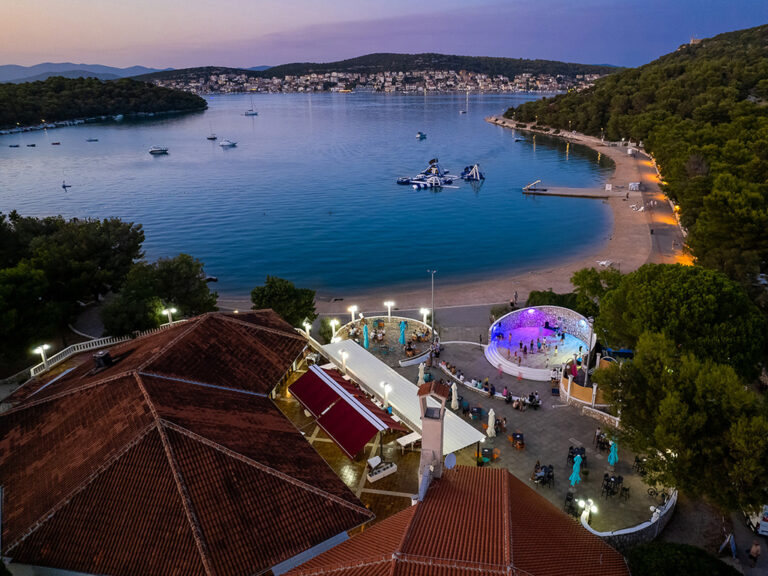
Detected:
left=133, top=53, right=618, bottom=83
left=0, top=63, right=169, bottom=83
left=6, top=69, right=121, bottom=83
left=506, top=24, right=768, bottom=283
left=0, top=76, right=206, bottom=129
left=256, top=53, right=619, bottom=78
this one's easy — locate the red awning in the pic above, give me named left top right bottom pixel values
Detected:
left=290, top=365, right=405, bottom=459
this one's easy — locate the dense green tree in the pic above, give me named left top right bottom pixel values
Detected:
left=29, top=217, right=144, bottom=305
left=597, top=264, right=765, bottom=379
left=0, top=77, right=206, bottom=129
left=100, top=263, right=163, bottom=336
left=594, top=332, right=768, bottom=509
left=626, top=543, right=740, bottom=576
left=154, top=254, right=218, bottom=316
left=318, top=317, right=334, bottom=344
left=505, top=24, right=768, bottom=284
left=0, top=261, right=60, bottom=367
left=570, top=267, right=622, bottom=314
left=250, top=276, right=317, bottom=327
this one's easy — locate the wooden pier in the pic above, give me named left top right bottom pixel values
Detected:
left=522, top=186, right=616, bottom=199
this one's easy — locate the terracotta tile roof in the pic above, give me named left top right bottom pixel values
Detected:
left=417, top=380, right=451, bottom=399
left=287, top=467, right=630, bottom=576
left=0, top=311, right=372, bottom=576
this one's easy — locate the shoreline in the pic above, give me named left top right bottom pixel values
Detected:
left=219, top=117, right=687, bottom=314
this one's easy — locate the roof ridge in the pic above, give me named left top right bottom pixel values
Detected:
left=162, top=420, right=371, bottom=517
left=4, top=420, right=157, bottom=553
left=136, top=315, right=205, bottom=372
left=218, top=313, right=307, bottom=341
left=137, top=371, right=268, bottom=397
left=1, top=371, right=134, bottom=415
left=292, top=555, right=394, bottom=576
left=396, top=553, right=509, bottom=573
left=134, top=374, right=216, bottom=576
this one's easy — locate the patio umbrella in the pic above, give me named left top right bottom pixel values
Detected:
left=487, top=408, right=496, bottom=438
left=418, top=362, right=425, bottom=386
left=608, top=442, right=618, bottom=466
left=363, top=324, right=369, bottom=349
left=451, top=382, right=459, bottom=410
left=569, top=454, right=582, bottom=487
left=399, top=320, right=407, bottom=345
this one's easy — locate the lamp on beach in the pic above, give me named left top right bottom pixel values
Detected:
left=384, top=301, right=394, bottom=320
left=419, top=308, right=430, bottom=326
left=161, top=307, right=177, bottom=325
left=330, top=319, right=339, bottom=338
left=348, top=305, right=358, bottom=324
left=32, top=344, right=51, bottom=369
left=341, top=350, right=349, bottom=373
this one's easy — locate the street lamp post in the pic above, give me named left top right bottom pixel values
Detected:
left=583, top=317, right=595, bottom=388
left=419, top=308, right=430, bottom=327
left=303, top=321, right=312, bottom=339
left=427, top=269, right=437, bottom=338
left=33, top=344, right=51, bottom=369
left=578, top=498, right=598, bottom=524
left=330, top=319, right=339, bottom=339
left=380, top=381, right=392, bottom=408
left=383, top=301, right=394, bottom=320
left=161, top=307, right=177, bottom=325
left=348, top=305, right=358, bottom=324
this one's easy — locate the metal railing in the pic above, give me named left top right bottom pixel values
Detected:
left=28, top=320, right=188, bottom=378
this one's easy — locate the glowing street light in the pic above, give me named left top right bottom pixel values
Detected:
left=419, top=307, right=430, bottom=326
left=380, top=381, right=392, bottom=408
left=341, top=350, right=349, bottom=373
left=578, top=498, right=598, bottom=524
left=348, top=305, right=358, bottom=324
left=161, top=307, right=177, bottom=325
left=330, top=318, right=339, bottom=338
left=303, top=321, right=312, bottom=338
left=383, top=301, right=395, bottom=320
left=33, top=344, right=51, bottom=369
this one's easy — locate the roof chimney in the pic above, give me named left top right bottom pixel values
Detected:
left=417, top=382, right=449, bottom=497
left=93, top=350, right=113, bottom=369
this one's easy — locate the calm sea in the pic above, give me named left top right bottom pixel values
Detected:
left=0, top=93, right=612, bottom=297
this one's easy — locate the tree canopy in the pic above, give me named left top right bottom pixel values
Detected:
left=0, top=76, right=206, bottom=129
left=100, top=254, right=218, bottom=336
left=505, top=24, right=768, bottom=284
left=594, top=333, right=768, bottom=510
left=597, top=263, right=766, bottom=379
left=250, top=276, right=317, bottom=327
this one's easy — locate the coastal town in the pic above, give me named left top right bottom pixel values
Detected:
left=148, top=68, right=604, bottom=94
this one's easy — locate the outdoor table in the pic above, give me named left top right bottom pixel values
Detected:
left=397, top=431, right=422, bottom=454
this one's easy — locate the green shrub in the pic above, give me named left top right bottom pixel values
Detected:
left=626, top=542, right=740, bottom=576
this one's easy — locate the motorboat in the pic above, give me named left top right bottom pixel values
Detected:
left=218, top=139, right=237, bottom=148
left=206, top=134, right=217, bottom=140
left=26, top=144, right=36, bottom=147
left=149, top=146, right=169, bottom=155
left=86, top=138, right=98, bottom=142
left=416, top=131, right=427, bottom=140
left=8, top=144, right=19, bottom=148
left=459, top=110, right=467, bottom=114
left=460, top=164, right=485, bottom=181
left=51, top=142, right=61, bottom=145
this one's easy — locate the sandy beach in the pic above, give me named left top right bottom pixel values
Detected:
left=219, top=117, right=688, bottom=314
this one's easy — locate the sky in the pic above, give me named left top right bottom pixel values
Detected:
left=2, top=0, right=767, bottom=69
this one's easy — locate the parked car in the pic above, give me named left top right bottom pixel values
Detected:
left=744, top=504, right=768, bottom=536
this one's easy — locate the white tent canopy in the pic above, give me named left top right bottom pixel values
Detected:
left=322, top=340, right=485, bottom=455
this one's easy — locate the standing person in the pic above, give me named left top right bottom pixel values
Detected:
left=594, top=426, right=602, bottom=447
left=749, top=539, right=761, bottom=567
left=498, top=363, right=503, bottom=378
left=514, top=290, right=518, bottom=306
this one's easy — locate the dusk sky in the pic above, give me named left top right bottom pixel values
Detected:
left=3, top=0, right=767, bottom=69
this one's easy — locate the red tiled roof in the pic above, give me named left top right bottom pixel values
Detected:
left=0, top=311, right=372, bottom=576
left=287, top=467, right=630, bottom=576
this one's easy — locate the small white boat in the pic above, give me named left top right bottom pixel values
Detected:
left=86, top=138, right=98, bottom=142
left=459, top=110, right=467, bottom=114
left=206, top=134, right=217, bottom=140
left=244, top=95, right=258, bottom=116
left=149, top=146, right=168, bottom=155
left=218, top=139, right=237, bottom=148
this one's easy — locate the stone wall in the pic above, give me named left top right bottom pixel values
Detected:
left=581, top=489, right=678, bottom=553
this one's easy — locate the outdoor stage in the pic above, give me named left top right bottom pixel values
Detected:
left=484, top=306, right=593, bottom=382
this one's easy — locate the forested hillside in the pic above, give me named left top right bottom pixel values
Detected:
left=0, top=76, right=207, bottom=128
left=506, top=24, right=768, bottom=285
